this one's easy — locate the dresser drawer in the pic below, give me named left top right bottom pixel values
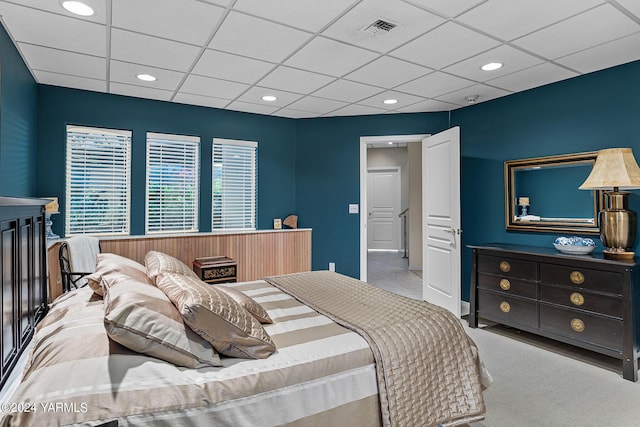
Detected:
left=539, top=284, right=622, bottom=319
left=539, top=303, right=622, bottom=352
left=539, top=264, right=622, bottom=295
left=477, top=254, right=537, bottom=280
left=478, top=273, right=537, bottom=299
left=477, top=290, right=537, bottom=328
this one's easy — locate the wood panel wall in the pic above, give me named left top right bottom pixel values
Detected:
left=48, top=229, right=311, bottom=301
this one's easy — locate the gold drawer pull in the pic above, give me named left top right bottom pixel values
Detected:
left=570, top=318, right=585, bottom=332
left=570, top=271, right=585, bottom=285
left=500, top=301, right=511, bottom=313
left=570, top=292, right=585, bottom=306
left=499, top=261, right=511, bottom=273
left=499, top=279, right=511, bottom=291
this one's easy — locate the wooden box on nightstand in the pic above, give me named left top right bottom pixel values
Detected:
left=193, top=256, right=237, bottom=284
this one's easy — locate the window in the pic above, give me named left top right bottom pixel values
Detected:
left=65, top=125, right=131, bottom=236
left=146, top=132, right=200, bottom=234
left=212, top=138, right=257, bottom=231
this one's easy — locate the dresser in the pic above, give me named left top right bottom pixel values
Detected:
left=468, top=243, right=640, bottom=381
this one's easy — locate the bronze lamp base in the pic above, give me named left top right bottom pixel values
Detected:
left=600, top=192, right=636, bottom=259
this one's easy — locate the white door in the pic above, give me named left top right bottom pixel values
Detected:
left=422, top=127, right=461, bottom=317
left=367, top=168, right=400, bottom=250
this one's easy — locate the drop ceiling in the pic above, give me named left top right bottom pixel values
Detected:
left=1, top=0, right=639, bottom=118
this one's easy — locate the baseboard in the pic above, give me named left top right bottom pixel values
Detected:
left=461, top=301, right=470, bottom=316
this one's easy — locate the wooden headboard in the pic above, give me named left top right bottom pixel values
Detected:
left=47, top=229, right=312, bottom=301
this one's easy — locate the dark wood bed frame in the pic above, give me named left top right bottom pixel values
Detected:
left=0, top=196, right=49, bottom=389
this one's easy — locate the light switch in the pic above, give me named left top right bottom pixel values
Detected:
left=349, top=204, right=359, bottom=214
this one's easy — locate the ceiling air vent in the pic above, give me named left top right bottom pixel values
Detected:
left=362, top=19, right=398, bottom=36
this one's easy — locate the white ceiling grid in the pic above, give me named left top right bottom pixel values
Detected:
left=0, top=0, right=638, bottom=118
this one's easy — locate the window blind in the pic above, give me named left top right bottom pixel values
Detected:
left=212, top=138, right=257, bottom=231
left=146, top=132, right=200, bottom=234
left=65, top=125, right=131, bottom=236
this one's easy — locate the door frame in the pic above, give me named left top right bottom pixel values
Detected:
left=367, top=166, right=402, bottom=251
left=359, top=134, right=429, bottom=282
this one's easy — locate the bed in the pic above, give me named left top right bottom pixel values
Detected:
left=0, top=251, right=491, bottom=427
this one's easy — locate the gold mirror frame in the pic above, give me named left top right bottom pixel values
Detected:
left=505, top=152, right=605, bottom=234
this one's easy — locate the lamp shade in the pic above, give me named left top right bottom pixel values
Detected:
left=579, top=148, right=640, bottom=190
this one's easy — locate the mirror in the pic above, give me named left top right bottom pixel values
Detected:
left=505, top=152, right=604, bottom=234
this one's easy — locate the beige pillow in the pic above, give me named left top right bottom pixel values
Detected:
left=85, top=253, right=153, bottom=296
left=156, top=272, right=276, bottom=359
left=216, top=286, right=272, bottom=324
left=103, top=273, right=222, bottom=368
left=145, top=250, right=199, bottom=283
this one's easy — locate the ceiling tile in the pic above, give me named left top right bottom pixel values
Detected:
left=0, top=2, right=106, bottom=56
left=112, top=0, right=224, bottom=45
left=4, top=0, right=107, bottom=24
left=200, top=0, right=233, bottom=6
left=272, top=108, right=319, bottom=118
left=358, top=90, right=425, bottom=109
left=109, top=60, right=185, bottom=91
left=486, top=63, right=578, bottom=92
left=327, top=104, right=388, bottom=116
left=395, top=71, right=475, bottom=98
left=434, top=83, right=511, bottom=106
left=443, top=44, right=544, bottom=82
left=456, top=0, right=603, bottom=41
left=226, top=100, right=280, bottom=115
left=617, top=0, right=640, bottom=18
left=401, top=0, right=486, bottom=18
left=233, top=0, right=354, bottom=32
left=281, top=95, right=348, bottom=114
left=391, top=22, right=501, bottom=69
left=191, top=49, right=274, bottom=84
left=236, top=86, right=304, bottom=107
left=111, top=29, right=201, bottom=72
left=34, top=70, right=106, bottom=93
left=312, top=79, right=384, bottom=102
left=513, top=4, right=640, bottom=60
left=173, top=92, right=230, bottom=109
left=19, top=43, right=106, bottom=80
left=555, top=32, right=640, bottom=74
left=322, top=0, right=445, bottom=53
left=394, top=98, right=459, bottom=113
left=110, top=82, right=174, bottom=101
left=285, top=36, right=379, bottom=77
left=209, top=11, right=310, bottom=62
left=180, top=74, right=249, bottom=99
left=343, top=56, right=431, bottom=88
left=258, top=66, right=335, bottom=94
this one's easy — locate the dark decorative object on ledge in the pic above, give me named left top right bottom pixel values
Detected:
left=193, top=256, right=237, bottom=284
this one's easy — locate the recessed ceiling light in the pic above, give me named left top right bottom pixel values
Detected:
left=388, top=141, right=394, bottom=145
left=481, top=62, right=503, bottom=71
left=262, top=95, right=277, bottom=102
left=61, top=1, right=94, bottom=16
left=136, top=73, right=157, bottom=82
left=383, top=99, right=398, bottom=105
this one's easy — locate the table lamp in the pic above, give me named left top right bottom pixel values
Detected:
left=579, top=148, right=640, bottom=259
left=44, top=197, right=60, bottom=240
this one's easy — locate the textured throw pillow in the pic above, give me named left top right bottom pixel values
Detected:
left=144, top=250, right=200, bottom=283
left=216, top=286, right=272, bottom=324
left=156, top=272, right=276, bottom=359
left=85, top=253, right=153, bottom=296
left=103, top=273, right=222, bottom=368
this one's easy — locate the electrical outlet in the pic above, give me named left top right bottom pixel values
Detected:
left=329, top=262, right=335, bottom=272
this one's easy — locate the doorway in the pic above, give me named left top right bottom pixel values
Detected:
left=360, top=134, right=428, bottom=286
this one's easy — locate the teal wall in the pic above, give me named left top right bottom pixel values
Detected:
left=0, top=24, right=38, bottom=196
left=452, top=60, right=640, bottom=300
left=36, top=86, right=297, bottom=236
left=295, top=113, right=449, bottom=278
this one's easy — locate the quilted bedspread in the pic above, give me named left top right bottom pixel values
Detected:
left=266, top=271, right=491, bottom=427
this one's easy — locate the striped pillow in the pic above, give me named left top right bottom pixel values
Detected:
left=103, top=273, right=222, bottom=368
left=156, top=272, right=276, bottom=359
